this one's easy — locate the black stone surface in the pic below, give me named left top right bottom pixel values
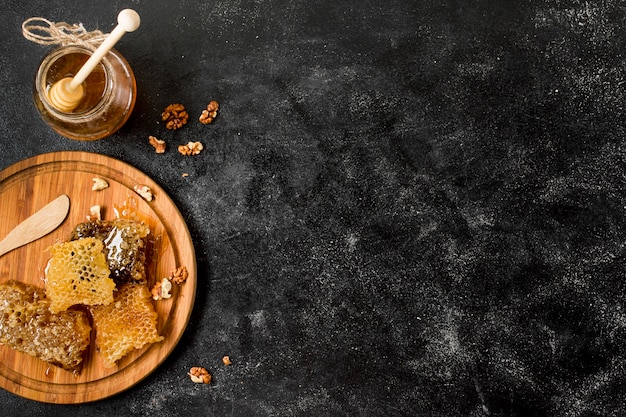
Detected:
left=2, top=0, right=626, bottom=415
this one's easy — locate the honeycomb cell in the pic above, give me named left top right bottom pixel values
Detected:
left=90, top=282, right=163, bottom=368
left=0, top=280, right=91, bottom=372
left=45, top=237, right=115, bottom=313
left=71, top=219, right=150, bottom=284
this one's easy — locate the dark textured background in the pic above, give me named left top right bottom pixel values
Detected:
left=2, top=0, right=626, bottom=415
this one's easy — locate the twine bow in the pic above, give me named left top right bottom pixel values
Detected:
left=22, top=17, right=108, bottom=48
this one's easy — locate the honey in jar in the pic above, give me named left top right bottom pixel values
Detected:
left=33, top=44, right=136, bottom=141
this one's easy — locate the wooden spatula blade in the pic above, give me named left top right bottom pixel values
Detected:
left=0, top=194, right=70, bottom=257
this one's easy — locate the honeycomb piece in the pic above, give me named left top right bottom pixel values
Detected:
left=71, top=219, right=150, bottom=284
left=0, top=280, right=91, bottom=373
left=91, top=282, right=164, bottom=368
left=45, top=238, right=115, bottom=313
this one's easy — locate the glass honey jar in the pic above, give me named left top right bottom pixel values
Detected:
left=33, top=44, right=136, bottom=141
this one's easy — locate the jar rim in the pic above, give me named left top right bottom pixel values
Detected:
left=35, top=44, right=114, bottom=122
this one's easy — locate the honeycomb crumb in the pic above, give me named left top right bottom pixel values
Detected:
left=91, top=283, right=164, bottom=368
left=45, top=238, right=116, bottom=313
left=222, top=356, right=232, bottom=366
left=134, top=184, right=154, bottom=201
left=188, top=366, right=211, bottom=384
left=92, top=177, right=109, bottom=191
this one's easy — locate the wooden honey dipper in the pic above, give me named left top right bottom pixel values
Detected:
left=47, top=9, right=140, bottom=112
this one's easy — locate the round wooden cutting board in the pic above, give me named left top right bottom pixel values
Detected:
left=0, top=151, right=196, bottom=403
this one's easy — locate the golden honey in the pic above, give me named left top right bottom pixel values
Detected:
left=33, top=44, right=136, bottom=140
left=0, top=280, right=91, bottom=373
left=71, top=219, right=150, bottom=284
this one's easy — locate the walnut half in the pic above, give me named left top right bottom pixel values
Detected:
left=151, top=278, right=172, bottom=300
left=170, top=266, right=189, bottom=284
left=134, top=184, right=154, bottom=202
left=178, top=141, right=204, bottom=156
left=199, top=101, right=219, bottom=124
left=162, top=103, right=189, bottom=130
left=92, top=177, right=109, bottom=191
left=188, top=367, right=211, bottom=384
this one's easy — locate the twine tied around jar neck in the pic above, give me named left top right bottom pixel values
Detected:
left=22, top=17, right=108, bottom=48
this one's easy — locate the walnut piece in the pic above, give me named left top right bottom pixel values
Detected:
left=92, top=177, right=109, bottom=191
left=178, top=141, right=204, bottom=156
left=134, top=184, right=154, bottom=202
left=86, top=205, right=102, bottom=221
left=199, top=101, right=219, bottom=124
left=188, top=367, right=211, bottom=384
left=162, top=103, right=189, bottom=130
left=149, top=135, right=166, bottom=153
left=170, top=266, right=189, bottom=285
left=222, top=356, right=232, bottom=366
left=151, top=278, right=172, bottom=300
left=150, top=282, right=162, bottom=300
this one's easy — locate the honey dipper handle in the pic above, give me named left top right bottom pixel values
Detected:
left=69, top=9, right=140, bottom=90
